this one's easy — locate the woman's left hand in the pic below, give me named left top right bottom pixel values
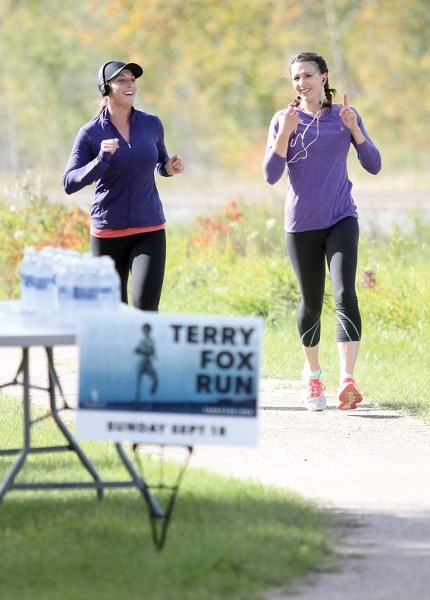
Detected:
left=165, top=155, right=185, bottom=175
left=340, top=94, right=359, bottom=131
left=340, top=94, right=366, bottom=144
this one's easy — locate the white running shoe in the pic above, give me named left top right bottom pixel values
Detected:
left=303, top=374, right=326, bottom=412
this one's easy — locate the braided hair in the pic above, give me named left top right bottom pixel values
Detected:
left=287, top=51, right=336, bottom=109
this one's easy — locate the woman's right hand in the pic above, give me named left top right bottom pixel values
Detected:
left=101, top=138, right=120, bottom=155
left=278, top=105, right=300, bottom=138
left=273, top=105, right=300, bottom=157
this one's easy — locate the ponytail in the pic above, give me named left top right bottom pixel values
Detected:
left=323, top=80, right=336, bottom=107
left=95, top=97, right=108, bottom=117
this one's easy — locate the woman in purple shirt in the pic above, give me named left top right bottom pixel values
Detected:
left=263, top=51, right=381, bottom=412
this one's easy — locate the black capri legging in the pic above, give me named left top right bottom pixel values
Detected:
left=285, top=217, right=361, bottom=346
left=90, top=229, right=166, bottom=311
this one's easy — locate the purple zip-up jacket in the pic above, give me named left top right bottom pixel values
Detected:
left=263, top=104, right=381, bottom=232
left=63, top=107, right=171, bottom=230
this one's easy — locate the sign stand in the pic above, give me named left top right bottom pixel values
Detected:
left=132, top=444, right=194, bottom=550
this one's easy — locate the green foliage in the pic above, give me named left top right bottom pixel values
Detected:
left=0, top=187, right=429, bottom=416
left=358, top=226, right=430, bottom=331
left=163, top=201, right=430, bottom=418
left=0, top=174, right=89, bottom=299
left=1, top=1, right=98, bottom=171
left=163, top=200, right=299, bottom=320
left=1, top=0, right=430, bottom=175
left=163, top=239, right=299, bottom=320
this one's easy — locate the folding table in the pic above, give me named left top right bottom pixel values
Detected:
left=0, top=300, right=162, bottom=516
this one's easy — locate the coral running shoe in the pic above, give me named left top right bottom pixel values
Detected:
left=303, top=376, right=326, bottom=412
left=337, top=377, right=363, bottom=410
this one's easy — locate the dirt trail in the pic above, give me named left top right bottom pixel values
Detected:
left=1, top=347, right=429, bottom=599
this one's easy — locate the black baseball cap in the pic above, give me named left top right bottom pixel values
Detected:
left=98, top=61, right=143, bottom=95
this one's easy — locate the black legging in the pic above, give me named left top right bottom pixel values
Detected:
left=285, top=217, right=361, bottom=346
left=90, top=229, right=166, bottom=311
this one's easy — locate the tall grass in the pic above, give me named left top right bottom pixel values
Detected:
left=164, top=203, right=430, bottom=417
left=1, top=176, right=429, bottom=416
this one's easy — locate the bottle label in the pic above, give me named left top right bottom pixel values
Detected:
left=75, top=287, right=98, bottom=301
left=34, top=276, right=55, bottom=291
left=22, top=274, right=35, bottom=287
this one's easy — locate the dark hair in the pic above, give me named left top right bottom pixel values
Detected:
left=95, top=97, right=108, bottom=117
left=287, top=51, right=336, bottom=109
left=95, top=96, right=107, bottom=117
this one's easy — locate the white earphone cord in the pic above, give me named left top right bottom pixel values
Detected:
left=287, top=110, right=321, bottom=165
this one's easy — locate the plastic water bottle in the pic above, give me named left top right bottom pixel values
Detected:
left=74, top=255, right=99, bottom=315
left=18, top=246, right=125, bottom=319
left=33, top=250, right=56, bottom=315
left=19, top=246, right=37, bottom=313
left=56, top=256, right=79, bottom=324
left=97, top=256, right=121, bottom=311
left=52, top=249, right=65, bottom=312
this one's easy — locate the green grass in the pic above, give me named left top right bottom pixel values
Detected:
left=263, top=314, right=429, bottom=417
left=1, top=183, right=429, bottom=597
left=159, top=214, right=430, bottom=419
left=0, top=396, right=337, bottom=600
left=1, top=182, right=429, bottom=417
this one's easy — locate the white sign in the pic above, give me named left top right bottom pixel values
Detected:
left=76, top=312, right=263, bottom=446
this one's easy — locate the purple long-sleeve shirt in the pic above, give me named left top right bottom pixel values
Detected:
left=63, top=107, right=171, bottom=230
left=263, top=103, right=381, bottom=232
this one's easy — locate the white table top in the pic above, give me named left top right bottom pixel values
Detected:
left=0, top=301, right=139, bottom=348
left=0, top=301, right=76, bottom=347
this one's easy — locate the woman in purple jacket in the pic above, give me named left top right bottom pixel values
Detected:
left=263, top=51, right=381, bottom=412
left=63, top=60, right=184, bottom=311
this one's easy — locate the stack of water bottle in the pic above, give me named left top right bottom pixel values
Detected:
left=19, top=246, right=121, bottom=323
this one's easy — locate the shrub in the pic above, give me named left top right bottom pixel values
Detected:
left=0, top=173, right=89, bottom=299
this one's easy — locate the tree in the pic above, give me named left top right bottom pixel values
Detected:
left=0, top=0, right=429, bottom=175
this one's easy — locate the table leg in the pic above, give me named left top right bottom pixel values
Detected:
left=0, top=348, right=31, bottom=502
left=0, top=346, right=165, bottom=510
left=0, top=347, right=105, bottom=502
left=45, top=347, right=104, bottom=501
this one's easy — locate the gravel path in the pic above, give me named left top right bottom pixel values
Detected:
left=1, top=346, right=429, bottom=599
